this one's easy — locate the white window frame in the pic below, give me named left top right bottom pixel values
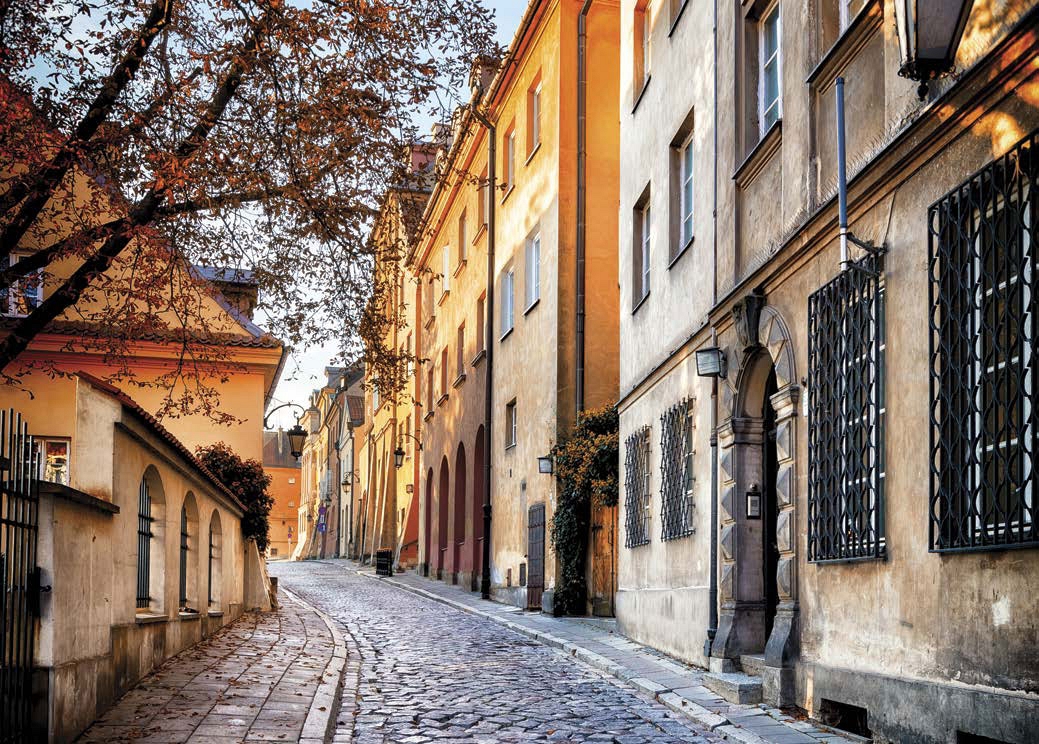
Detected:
left=501, top=268, right=515, bottom=336
left=679, top=134, right=695, bottom=248
left=640, top=204, right=651, bottom=300
left=458, top=210, right=468, bottom=263
left=681, top=407, right=695, bottom=531
left=970, top=186, right=1034, bottom=538
left=525, top=232, right=541, bottom=309
left=506, top=130, right=516, bottom=191
left=441, top=246, right=451, bottom=296
left=34, top=437, right=71, bottom=486
left=758, top=1, right=782, bottom=137
left=3, top=254, right=43, bottom=317
left=506, top=400, right=517, bottom=449
left=531, top=83, right=542, bottom=151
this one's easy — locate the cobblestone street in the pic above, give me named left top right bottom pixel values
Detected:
left=271, top=561, right=719, bottom=744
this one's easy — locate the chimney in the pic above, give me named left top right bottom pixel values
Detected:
left=469, top=55, right=500, bottom=101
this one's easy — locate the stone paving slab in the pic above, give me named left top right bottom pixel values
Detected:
left=352, top=563, right=858, bottom=744
left=77, top=592, right=345, bottom=744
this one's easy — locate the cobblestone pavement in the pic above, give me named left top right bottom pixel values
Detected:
left=77, top=593, right=335, bottom=743
left=270, top=561, right=722, bottom=744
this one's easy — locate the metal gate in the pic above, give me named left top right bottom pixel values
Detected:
left=526, top=503, right=545, bottom=610
left=1, top=410, right=41, bottom=744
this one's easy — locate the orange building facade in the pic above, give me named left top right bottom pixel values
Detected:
left=263, top=429, right=302, bottom=559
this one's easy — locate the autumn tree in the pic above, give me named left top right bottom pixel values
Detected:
left=196, top=441, right=274, bottom=552
left=0, top=0, right=499, bottom=413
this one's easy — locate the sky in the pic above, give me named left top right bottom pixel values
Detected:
left=264, top=0, right=528, bottom=429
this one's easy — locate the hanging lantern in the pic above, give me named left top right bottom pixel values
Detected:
left=894, top=0, right=974, bottom=98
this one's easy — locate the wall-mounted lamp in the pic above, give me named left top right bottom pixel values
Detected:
left=695, top=346, right=728, bottom=379
left=394, top=432, right=423, bottom=470
left=894, top=0, right=974, bottom=99
left=746, top=483, right=762, bottom=520
left=537, top=454, right=554, bottom=475
left=263, top=402, right=308, bottom=459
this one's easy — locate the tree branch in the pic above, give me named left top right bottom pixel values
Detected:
left=0, top=218, right=129, bottom=290
left=0, top=14, right=264, bottom=373
left=0, top=0, right=173, bottom=260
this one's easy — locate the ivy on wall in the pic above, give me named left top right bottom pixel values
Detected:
left=549, top=405, right=619, bottom=616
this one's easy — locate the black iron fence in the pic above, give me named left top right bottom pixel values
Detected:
left=1, top=409, right=40, bottom=744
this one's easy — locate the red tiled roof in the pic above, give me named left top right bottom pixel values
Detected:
left=75, top=372, right=246, bottom=513
left=346, top=394, right=366, bottom=427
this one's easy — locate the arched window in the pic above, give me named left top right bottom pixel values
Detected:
left=179, top=493, right=200, bottom=611
left=137, top=479, right=153, bottom=609
left=178, top=505, right=188, bottom=607
left=208, top=510, right=223, bottom=608
left=136, top=466, right=166, bottom=612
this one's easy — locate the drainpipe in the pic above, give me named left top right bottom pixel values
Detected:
left=576, top=0, right=593, bottom=414
left=836, top=76, right=849, bottom=271
left=705, top=334, right=719, bottom=658
left=469, top=105, right=496, bottom=601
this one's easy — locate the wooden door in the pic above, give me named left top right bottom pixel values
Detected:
left=526, top=504, right=545, bottom=610
left=589, top=502, right=617, bottom=616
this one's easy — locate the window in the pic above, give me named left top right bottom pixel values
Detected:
left=2, top=254, right=42, bottom=317
left=759, top=2, right=781, bottom=135
left=441, top=246, right=451, bottom=297
left=406, top=332, right=415, bottom=379
left=456, top=323, right=465, bottom=378
left=425, top=277, right=435, bottom=325
left=505, top=400, right=517, bottom=449
left=372, top=382, right=380, bottom=411
left=525, top=232, right=541, bottom=309
left=504, top=127, right=517, bottom=193
left=624, top=427, right=652, bottom=547
left=440, top=347, right=449, bottom=400
left=527, top=76, right=542, bottom=156
left=633, top=195, right=651, bottom=307
left=929, top=131, right=1037, bottom=552
left=33, top=437, right=70, bottom=485
left=678, top=134, right=694, bottom=250
left=660, top=399, right=695, bottom=540
left=669, top=0, right=688, bottom=25
left=634, top=2, right=651, bottom=99
left=808, top=251, right=886, bottom=562
left=179, top=505, right=189, bottom=607
left=136, top=478, right=153, bottom=609
left=501, top=268, right=515, bottom=336
left=476, top=293, right=486, bottom=354
left=426, top=365, right=434, bottom=411
left=458, top=210, right=468, bottom=264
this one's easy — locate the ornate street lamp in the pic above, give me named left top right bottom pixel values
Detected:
left=263, top=403, right=308, bottom=460
left=894, top=0, right=974, bottom=99
left=537, top=454, right=554, bottom=475
left=393, top=433, right=423, bottom=470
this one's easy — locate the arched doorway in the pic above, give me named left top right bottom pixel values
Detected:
left=423, top=468, right=434, bottom=576
left=437, top=457, right=449, bottom=580
left=453, top=444, right=467, bottom=585
left=471, top=425, right=486, bottom=592
left=712, top=303, right=800, bottom=707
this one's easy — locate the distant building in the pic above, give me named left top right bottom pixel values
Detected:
left=263, top=429, right=302, bottom=559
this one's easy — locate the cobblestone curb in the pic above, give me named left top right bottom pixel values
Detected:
left=284, top=587, right=355, bottom=744
left=352, top=567, right=852, bottom=744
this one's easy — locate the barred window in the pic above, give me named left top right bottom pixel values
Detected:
left=929, top=131, right=1036, bottom=552
left=807, top=252, right=886, bottom=562
left=660, top=399, right=695, bottom=540
left=624, top=426, right=652, bottom=548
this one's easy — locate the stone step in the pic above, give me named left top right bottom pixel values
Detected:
left=703, top=671, right=763, bottom=705
left=740, top=653, right=766, bottom=677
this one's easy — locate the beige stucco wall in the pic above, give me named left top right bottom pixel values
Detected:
left=616, top=0, right=1039, bottom=740
left=30, top=378, right=247, bottom=742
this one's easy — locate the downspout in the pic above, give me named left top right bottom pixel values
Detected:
left=576, top=0, right=593, bottom=413
left=706, top=0, right=720, bottom=657
left=469, top=105, right=496, bottom=601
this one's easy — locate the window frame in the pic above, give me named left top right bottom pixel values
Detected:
left=3, top=253, right=43, bottom=317
left=505, top=399, right=518, bottom=449
left=525, top=231, right=541, bottom=310
left=758, top=0, right=782, bottom=137
left=501, top=268, right=515, bottom=337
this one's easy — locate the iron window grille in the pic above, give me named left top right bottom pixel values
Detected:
left=208, top=527, right=214, bottom=604
left=624, top=426, right=652, bottom=548
left=807, top=251, right=886, bottom=562
left=660, top=398, right=695, bottom=540
left=136, top=478, right=152, bottom=608
left=928, top=129, right=1037, bottom=552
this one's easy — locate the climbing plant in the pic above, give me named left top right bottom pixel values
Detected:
left=549, top=405, right=619, bottom=616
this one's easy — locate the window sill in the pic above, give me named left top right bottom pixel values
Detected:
left=179, top=610, right=202, bottom=621
left=424, top=315, right=435, bottom=330
left=805, top=0, right=882, bottom=87
left=207, top=609, right=224, bottom=618
left=135, top=613, right=168, bottom=625
left=632, top=76, right=652, bottom=114
left=668, top=237, right=694, bottom=269
left=437, top=290, right=450, bottom=306
left=733, top=120, right=782, bottom=188
left=423, top=410, right=434, bottom=422
left=453, top=260, right=467, bottom=278
left=668, top=0, right=690, bottom=37
left=632, top=291, right=650, bottom=315
left=471, top=349, right=486, bottom=367
left=524, top=297, right=540, bottom=316
left=473, top=224, right=488, bottom=245
left=501, top=185, right=515, bottom=204
left=505, top=443, right=517, bottom=452
left=436, top=393, right=449, bottom=407
left=525, top=142, right=542, bottom=165
left=452, top=373, right=466, bottom=388
left=500, top=327, right=514, bottom=342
